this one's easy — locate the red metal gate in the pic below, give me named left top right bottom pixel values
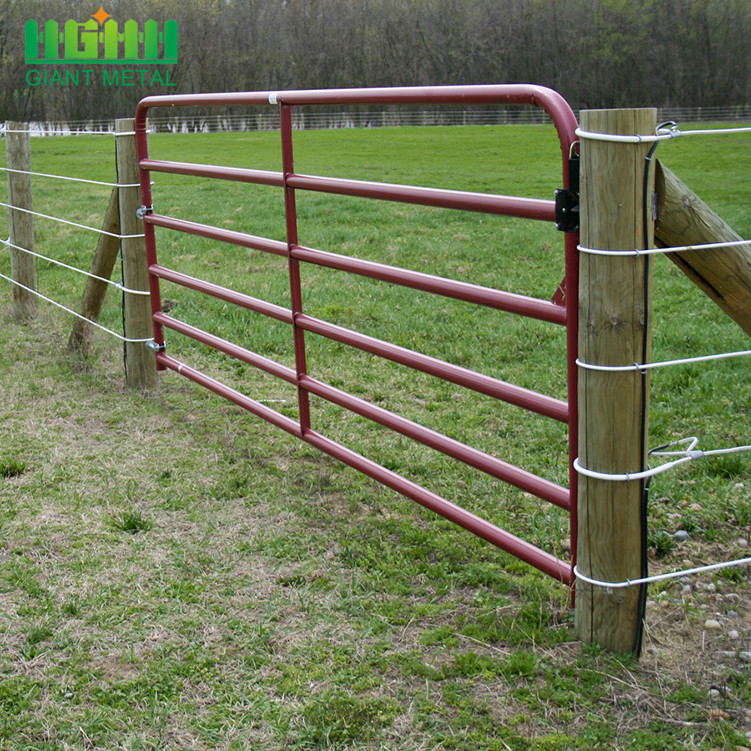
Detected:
left=134, top=85, right=580, bottom=585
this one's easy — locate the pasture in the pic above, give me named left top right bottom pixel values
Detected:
left=0, top=122, right=749, bottom=749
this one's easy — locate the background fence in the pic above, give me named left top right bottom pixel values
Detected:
left=0, top=120, right=154, bottom=366
left=2, top=103, right=751, bottom=137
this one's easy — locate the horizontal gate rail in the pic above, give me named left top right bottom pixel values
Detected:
left=151, top=258, right=568, bottom=421
left=155, top=300, right=570, bottom=508
left=135, top=82, right=579, bottom=114
left=148, top=213, right=289, bottom=256
left=286, top=174, right=554, bottom=220
left=149, top=208, right=566, bottom=322
left=295, top=315, right=569, bottom=422
left=154, top=307, right=569, bottom=503
left=158, top=352, right=301, bottom=436
left=146, top=231, right=568, bottom=416
left=158, top=343, right=571, bottom=583
left=134, top=84, right=580, bottom=586
left=140, top=159, right=285, bottom=186
left=290, top=245, right=567, bottom=324
left=154, top=312, right=297, bottom=385
left=142, top=157, right=554, bottom=220
left=300, top=375, right=570, bottom=509
left=151, top=266, right=293, bottom=324
left=302, top=428, right=571, bottom=583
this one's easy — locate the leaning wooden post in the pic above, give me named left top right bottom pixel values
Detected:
left=655, top=161, right=751, bottom=338
left=575, top=108, right=656, bottom=654
left=116, top=118, right=157, bottom=389
left=5, top=122, right=36, bottom=320
left=68, top=187, right=121, bottom=353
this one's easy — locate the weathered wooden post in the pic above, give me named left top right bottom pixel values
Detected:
left=5, top=122, right=36, bottom=320
left=68, top=187, right=121, bottom=353
left=575, top=108, right=657, bottom=654
left=116, top=118, right=158, bottom=389
left=655, top=161, right=751, bottom=337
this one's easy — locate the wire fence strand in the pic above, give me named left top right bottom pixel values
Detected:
left=574, top=557, right=751, bottom=590
left=0, top=271, right=151, bottom=343
left=575, top=124, right=751, bottom=143
left=0, top=237, right=149, bottom=296
left=0, top=166, right=139, bottom=188
left=0, top=200, right=144, bottom=239
left=578, top=239, right=750, bottom=257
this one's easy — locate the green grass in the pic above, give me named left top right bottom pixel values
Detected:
left=0, top=122, right=748, bottom=749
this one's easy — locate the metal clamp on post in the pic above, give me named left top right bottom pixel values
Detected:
left=555, top=146, right=579, bottom=233
left=136, top=205, right=153, bottom=220
left=144, top=339, right=165, bottom=353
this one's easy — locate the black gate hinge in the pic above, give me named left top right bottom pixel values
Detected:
left=555, top=150, right=579, bottom=233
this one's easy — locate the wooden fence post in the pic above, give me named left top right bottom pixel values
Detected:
left=116, top=117, right=158, bottom=389
left=575, top=108, right=657, bottom=654
left=5, top=122, right=36, bottom=320
left=655, top=161, right=751, bottom=338
left=68, top=186, right=121, bottom=353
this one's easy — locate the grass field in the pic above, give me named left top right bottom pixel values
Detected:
left=0, top=121, right=749, bottom=750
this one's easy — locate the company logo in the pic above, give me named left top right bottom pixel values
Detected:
left=25, top=6, right=177, bottom=65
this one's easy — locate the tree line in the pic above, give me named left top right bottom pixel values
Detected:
left=2, top=0, right=750, bottom=123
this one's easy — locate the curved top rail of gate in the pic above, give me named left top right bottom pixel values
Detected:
left=135, top=83, right=578, bottom=174
left=133, top=84, right=581, bottom=585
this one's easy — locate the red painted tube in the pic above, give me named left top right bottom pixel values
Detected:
left=301, top=375, right=569, bottom=509
left=140, top=158, right=284, bottom=187
left=280, top=104, right=312, bottom=437
left=291, top=245, right=566, bottom=325
left=154, top=312, right=297, bottom=385
left=303, top=428, right=572, bottom=584
left=135, top=84, right=578, bottom=161
left=140, top=160, right=554, bottom=221
left=133, top=83, right=580, bottom=584
left=145, top=213, right=289, bottom=257
left=134, top=122, right=165, bottom=361
left=150, top=265, right=293, bottom=325
left=157, top=352, right=301, bottom=437
left=286, top=174, right=555, bottom=221
left=297, top=314, right=569, bottom=423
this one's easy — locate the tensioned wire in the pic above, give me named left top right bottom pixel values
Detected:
left=0, top=163, right=150, bottom=340
left=574, top=557, right=751, bottom=590
left=0, top=271, right=152, bottom=343
left=577, top=348, right=751, bottom=372
left=574, top=119, right=751, bottom=595
left=1, top=237, right=149, bottom=296
left=0, top=166, right=140, bottom=188
left=2, top=128, right=145, bottom=136
left=0, top=201, right=144, bottom=239
left=578, top=238, right=750, bottom=256
left=573, top=439, right=751, bottom=482
left=576, top=123, right=751, bottom=143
